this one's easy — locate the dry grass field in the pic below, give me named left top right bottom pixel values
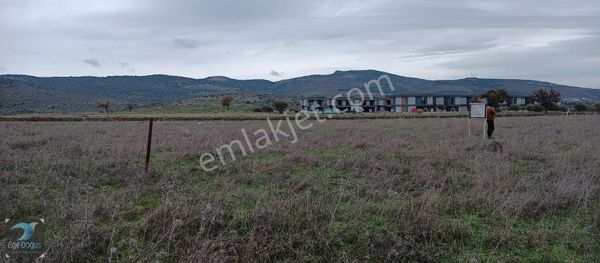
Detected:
left=1, top=115, right=599, bottom=262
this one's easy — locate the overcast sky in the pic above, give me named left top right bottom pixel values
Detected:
left=1, top=0, right=599, bottom=88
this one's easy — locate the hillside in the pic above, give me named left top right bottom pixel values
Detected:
left=1, top=70, right=599, bottom=114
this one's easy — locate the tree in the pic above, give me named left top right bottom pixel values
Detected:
left=272, top=101, right=289, bottom=114
left=574, top=103, right=588, bottom=112
left=531, top=89, right=561, bottom=112
left=126, top=102, right=135, bottom=112
left=97, top=100, right=110, bottom=114
left=481, top=89, right=508, bottom=107
left=220, top=96, right=233, bottom=111
left=595, top=103, right=600, bottom=111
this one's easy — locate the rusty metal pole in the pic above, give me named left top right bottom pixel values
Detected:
left=144, top=118, right=154, bottom=172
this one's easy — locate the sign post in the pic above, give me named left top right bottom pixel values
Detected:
left=468, top=117, right=471, bottom=136
left=470, top=103, right=485, bottom=139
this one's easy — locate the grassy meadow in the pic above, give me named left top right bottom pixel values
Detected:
left=1, top=115, right=599, bottom=262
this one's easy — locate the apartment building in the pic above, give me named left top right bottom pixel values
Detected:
left=301, top=96, right=378, bottom=113
left=391, top=95, right=470, bottom=112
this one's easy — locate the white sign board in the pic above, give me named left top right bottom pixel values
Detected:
left=470, top=103, right=485, bottom=118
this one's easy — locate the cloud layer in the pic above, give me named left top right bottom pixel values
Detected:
left=83, top=58, right=101, bottom=68
left=1, top=0, right=599, bottom=87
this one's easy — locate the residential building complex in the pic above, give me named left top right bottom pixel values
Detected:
left=300, top=95, right=530, bottom=113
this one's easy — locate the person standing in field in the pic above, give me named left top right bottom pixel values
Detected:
left=486, top=104, right=496, bottom=139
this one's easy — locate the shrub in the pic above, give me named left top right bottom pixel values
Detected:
left=526, top=104, right=545, bottom=112
left=288, top=104, right=301, bottom=113
left=574, top=103, right=588, bottom=112
left=543, top=103, right=561, bottom=111
left=272, top=101, right=289, bottom=114
left=508, top=105, right=520, bottom=111
left=126, top=102, right=135, bottom=112
left=253, top=106, right=274, bottom=113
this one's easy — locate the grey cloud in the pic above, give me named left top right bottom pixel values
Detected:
left=270, top=70, right=282, bottom=77
left=83, top=59, right=101, bottom=68
left=123, top=0, right=317, bottom=26
left=417, top=37, right=499, bottom=55
left=173, top=38, right=200, bottom=49
left=119, top=62, right=135, bottom=72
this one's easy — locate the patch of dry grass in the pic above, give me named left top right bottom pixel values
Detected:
left=0, top=115, right=599, bottom=262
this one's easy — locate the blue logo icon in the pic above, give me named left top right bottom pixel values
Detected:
left=10, top=222, right=39, bottom=241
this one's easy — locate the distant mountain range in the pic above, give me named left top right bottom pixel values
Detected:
left=1, top=70, right=599, bottom=114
